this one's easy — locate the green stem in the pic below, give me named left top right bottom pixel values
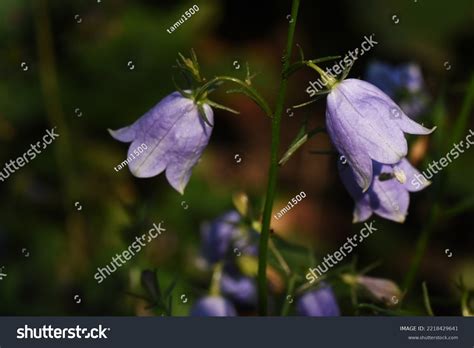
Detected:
left=281, top=274, right=297, bottom=316
left=195, top=76, right=272, bottom=117
left=258, top=0, right=300, bottom=316
left=403, top=204, right=439, bottom=291
left=422, top=281, right=435, bottom=316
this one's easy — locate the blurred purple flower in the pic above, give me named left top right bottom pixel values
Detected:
left=326, top=78, right=435, bottom=191
left=201, top=211, right=241, bottom=264
left=338, top=158, right=429, bottom=223
left=296, top=285, right=340, bottom=316
left=366, top=61, right=429, bottom=117
left=220, top=271, right=257, bottom=306
left=190, top=296, right=237, bottom=317
left=109, top=91, right=213, bottom=194
left=356, top=275, right=401, bottom=305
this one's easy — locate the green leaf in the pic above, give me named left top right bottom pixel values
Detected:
left=279, top=125, right=326, bottom=166
left=197, top=103, right=214, bottom=127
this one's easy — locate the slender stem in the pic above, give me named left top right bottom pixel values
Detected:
left=281, top=274, right=297, bottom=316
left=269, top=239, right=291, bottom=276
left=422, top=282, right=434, bottom=316
left=258, top=0, right=300, bottom=316
left=402, top=204, right=439, bottom=291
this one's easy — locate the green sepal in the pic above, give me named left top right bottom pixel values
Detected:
left=205, top=99, right=240, bottom=114
left=197, top=103, right=214, bottom=127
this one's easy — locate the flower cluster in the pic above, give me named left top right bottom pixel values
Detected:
left=189, top=211, right=341, bottom=316
left=325, top=74, right=435, bottom=223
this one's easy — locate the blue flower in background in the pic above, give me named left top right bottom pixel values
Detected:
left=109, top=91, right=213, bottom=194
left=220, top=269, right=257, bottom=306
left=190, top=296, right=237, bottom=317
left=325, top=78, right=435, bottom=192
left=338, top=158, right=429, bottom=223
left=201, top=211, right=241, bottom=264
left=366, top=61, right=429, bottom=118
left=296, top=285, right=340, bottom=316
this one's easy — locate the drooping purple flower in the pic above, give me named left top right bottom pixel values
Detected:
left=109, top=91, right=213, bottom=194
left=190, top=296, right=237, bottom=317
left=201, top=211, right=241, bottom=264
left=296, top=284, right=340, bottom=316
left=338, top=157, right=429, bottom=223
left=326, top=78, right=435, bottom=191
left=220, top=271, right=257, bottom=306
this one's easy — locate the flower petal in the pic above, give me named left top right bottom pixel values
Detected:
left=396, top=158, right=430, bottom=192
left=327, top=107, right=374, bottom=191
left=190, top=296, right=237, bottom=317
left=332, top=79, right=408, bottom=163
left=296, top=285, right=340, bottom=316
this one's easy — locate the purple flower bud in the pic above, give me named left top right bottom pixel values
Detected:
left=201, top=211, right=241, bottom=264
left=109, top=92, right=213, bottom=194
left=356, top=275, right=402, bottom=305
left=296, top=285, right=340, bottom=316
left=326, top=78, right=435, bottom=191
left=190, top=296, right=237, bottom=317
left=338, top=158, right=429, bottom=223
left=220, top=272, right=257, bottom=306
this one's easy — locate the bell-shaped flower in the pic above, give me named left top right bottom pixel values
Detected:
left=365, top=61, right=429, bottom=118
left=190, top=296, right=237, bottom=317
left=326, top=78, right=435, bottom=191
left=338, top=157, right=429, bottom=223
left=296, top=284, right=340, bottom=316
left=109, top=91, right=213, bottom=194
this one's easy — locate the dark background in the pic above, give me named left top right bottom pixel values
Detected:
left=0, top=0, right=473, bottom=315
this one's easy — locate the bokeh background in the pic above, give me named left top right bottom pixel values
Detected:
left=0, top=0, right=473, bottom=315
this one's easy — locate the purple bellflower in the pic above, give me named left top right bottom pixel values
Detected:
left=338, top=157, right=429, bottom=223
left=109, top=91, right=213, bottom=194
left=326, top=78, right=435, bottom=191
left=190, top=296, right=237, bottom=317
left=296, top=284, right=340, bottom=316
left=366, top=61, right=428, bottom=117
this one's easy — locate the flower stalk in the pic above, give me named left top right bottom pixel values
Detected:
left=258, top=0, right=300, bottom=316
